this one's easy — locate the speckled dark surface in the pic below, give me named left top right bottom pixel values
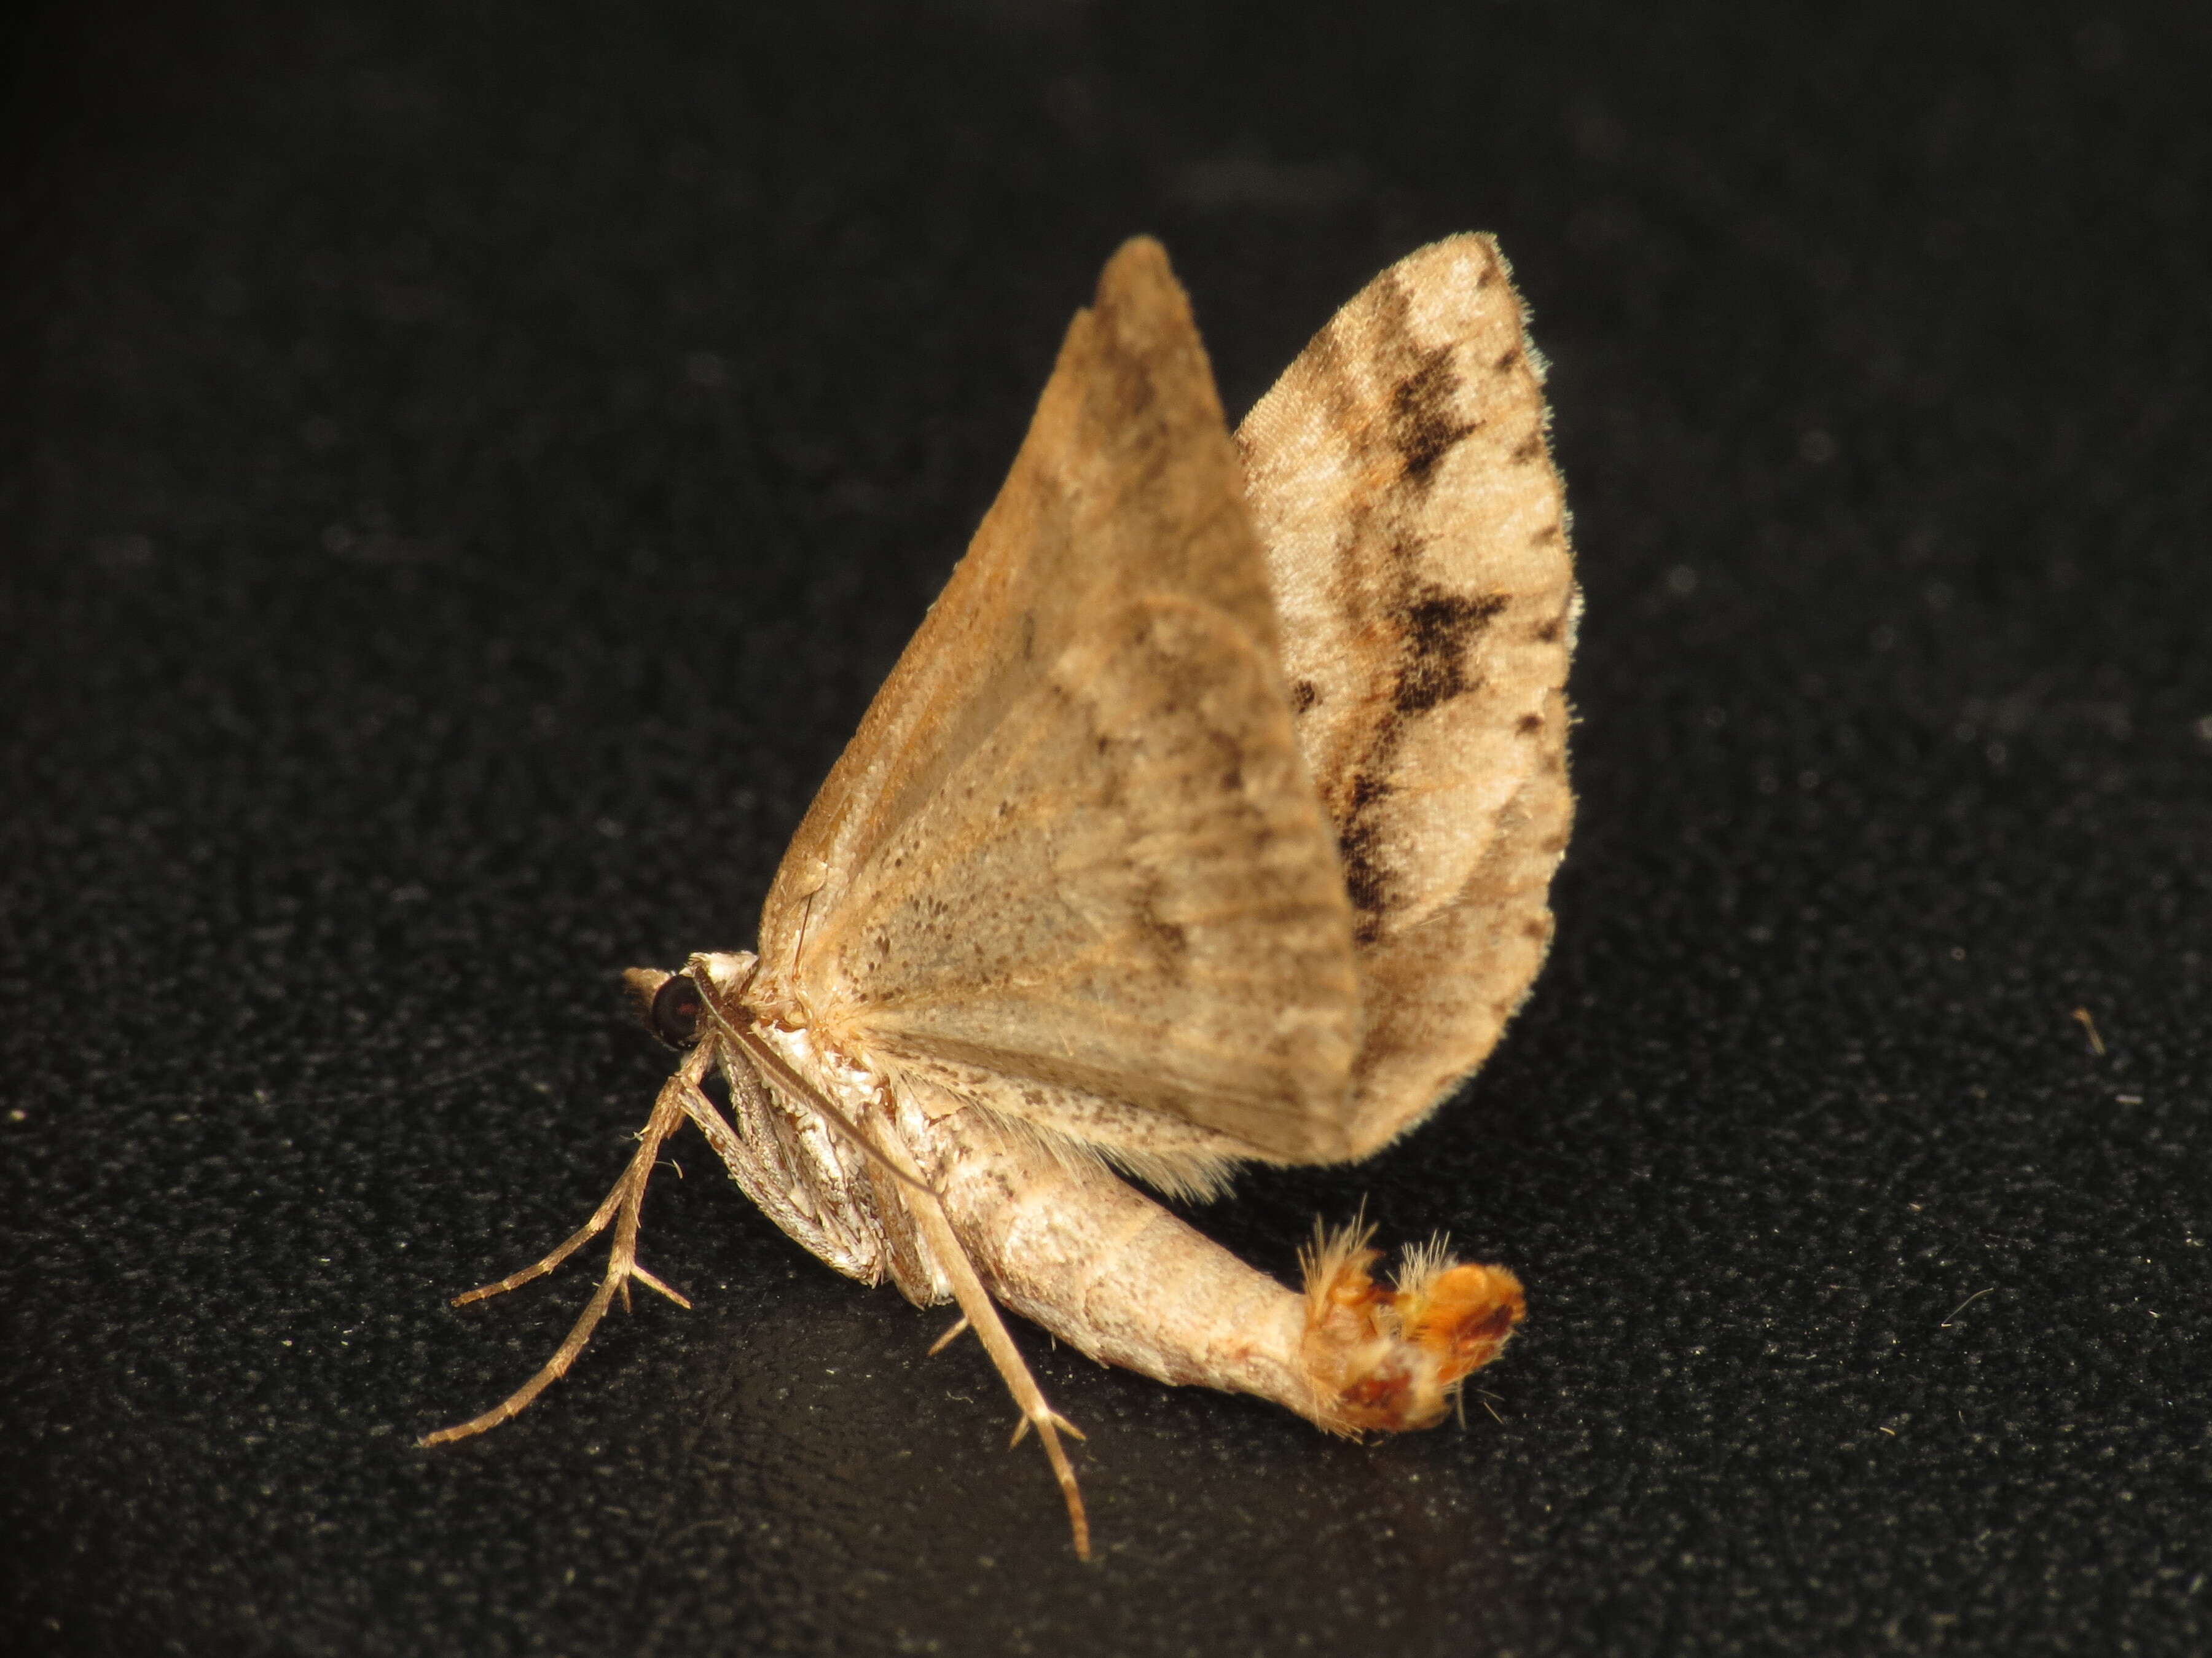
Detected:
left=4, top=2, right=2209, bottom=1653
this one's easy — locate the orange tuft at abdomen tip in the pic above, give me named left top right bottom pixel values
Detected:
left=1296, top=1226, right=1526, bottom=1434
left=1399, top=1261, right=1526, bottom=1382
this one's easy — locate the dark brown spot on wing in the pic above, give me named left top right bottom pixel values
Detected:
left=1133, top=896, right=1191, bottom=972
left=1339, top=826, right=1386, bottom=915
left=1336, top=772, right=1394, bottom=942
left=1290, top=678, right=1320, bottom=714
left=1389, top=344, right=1480, bottom=488
left=1393, top=587, right=1506, bottom=714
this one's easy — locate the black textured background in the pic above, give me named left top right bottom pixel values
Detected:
left=4, top=3, right=2208, bottom=1654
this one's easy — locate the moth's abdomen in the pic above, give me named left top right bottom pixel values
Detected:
left=917, top=1103, right=1521, bottom=1432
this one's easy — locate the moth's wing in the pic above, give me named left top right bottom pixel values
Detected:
left=1234, top=233, right=1578, bottom=1159
left=759, top=238, right=1364, bottom=1164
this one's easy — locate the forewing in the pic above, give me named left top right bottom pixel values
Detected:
left=818, top=595, right=1362, bottom=1160
left=1234, top=233, right=1578, bottom=1158
left=762, top=238, right=1362, bottom=1163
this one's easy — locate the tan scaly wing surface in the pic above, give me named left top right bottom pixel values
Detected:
left=1235, top=233, right=1579, bottom=1159
left=755, top=238, right=1364, bottom=1166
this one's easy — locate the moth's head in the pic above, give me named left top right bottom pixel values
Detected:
left=622, top=966, right=702, bottom=1048
left=621, top=952, right=759, bottom=1049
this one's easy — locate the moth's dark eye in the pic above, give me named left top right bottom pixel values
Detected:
left=648, top=974, right=706, bottom=1049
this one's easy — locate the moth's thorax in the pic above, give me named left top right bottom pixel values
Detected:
left=748, top=1017, right=890, bottom=1125
left=677, top=958, right=952, bottom=1306
left=689, top=948, right=760, bottom=1006
left=684, top=947, right=896, bottom=1146
left=694, top=945, right=829, bottom=1035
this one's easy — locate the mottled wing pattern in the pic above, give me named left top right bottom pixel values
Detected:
left=1234, top=233, right=1578, bottom=1159
left=761, top=239, right=1365, bottom=1165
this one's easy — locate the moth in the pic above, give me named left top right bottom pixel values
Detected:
left=425, top=234, right=1578, bottom=1559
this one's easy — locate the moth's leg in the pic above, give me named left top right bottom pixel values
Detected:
left=707, top=1038, right=804, bottom=1195
left=419, top=1048, right=706, bottom=1446
left=906, top=1182, right=1091, bottom=1560
left=857, top=1121, right=1089, bottom=1560
left=678, top=1048, right=801, bottom=1230
left=676, top=1042, right=861, bottom=1272
left=674, top=1065, right=758, bottom=1184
